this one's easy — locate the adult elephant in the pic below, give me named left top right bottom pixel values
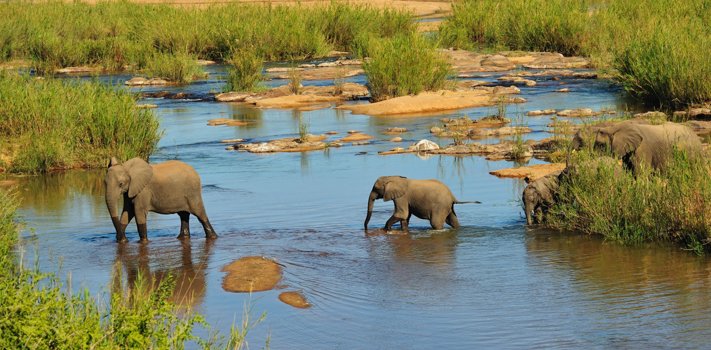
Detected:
left=364, top=176, right=478, bottom=231
left=592, top=122, right=701, bottom=173
left=105, top=157, right=217, bottom=243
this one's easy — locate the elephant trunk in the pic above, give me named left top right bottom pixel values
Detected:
left=105, top=191, right=123, bottom=239
left=524, top=198, right=534, bottom=226
left=364, top=191, right=377, bottom=229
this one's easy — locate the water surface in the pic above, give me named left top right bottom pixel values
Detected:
left=12, top=65, right=711, bottom=349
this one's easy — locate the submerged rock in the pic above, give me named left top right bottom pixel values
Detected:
left=382, top=127, right=408, bottom=134
left=279, top=291, right=311, bottom=309
left=207, top=118, right=251, bottom=126
left=221, top=256, right=282, bottom=293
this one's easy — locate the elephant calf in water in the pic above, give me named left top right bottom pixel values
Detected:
left=522, top=171, right=562, bottom=225
left=364, top=176, right=479, bottom=231
left=105, top=157, right=217, bottom=243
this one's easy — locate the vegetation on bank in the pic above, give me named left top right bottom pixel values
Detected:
left=363, top=34, right=451, bottom=101
left=0, top=188, right=265, bottom=349
left=0, top=73, right=160, bottom=173
left=0, top=2, right=414, bottom=77
left=548, top=149, right=711, bottom=254
left=439, top=0, right=711, bottom=108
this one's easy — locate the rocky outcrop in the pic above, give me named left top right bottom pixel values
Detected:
left=527, top=109, right=557, bottom=116
left=235, top=136, right=327, bottom=153
left=215, top=83, right=369, bottom=110
left=125, top=77, right=172, bottom=86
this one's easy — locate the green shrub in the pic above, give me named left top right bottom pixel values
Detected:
left=548, top=149, right=711, bottom=253
left=144, top=51, right=205, bottom=84
left=225, top=48, right=263, bottom=92
left=363, top=34, right=451, bottom=101
left=0, top=73, right=161, bottom=173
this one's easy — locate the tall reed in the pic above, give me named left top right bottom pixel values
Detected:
left=0, top=73, right=160, bottom=173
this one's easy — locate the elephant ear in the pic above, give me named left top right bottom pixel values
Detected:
left=123, top=158, right=153, bottom=198
left=108, top=157, right=119, bottom=168
left=612, top=126, right=643, bottom=156
left=383, top=178, right=407, bottom=202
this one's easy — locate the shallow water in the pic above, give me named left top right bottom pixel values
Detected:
left=13, top=65, right=711, bottom=348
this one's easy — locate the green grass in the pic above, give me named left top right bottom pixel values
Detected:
left=548, top=149, right=711, bottom=253
left=0, top=2, right=414, bottom=73
left=0, top=73, right=160, bottom=173
left=144, top=51, right=205, bottom=84
left=224, top=48, right=264, bottom=92
left=0, top=188, right=265, bottom=349
left=439, top=0, right=711, bottom=108
left=363, top=34, right=451, bottom=101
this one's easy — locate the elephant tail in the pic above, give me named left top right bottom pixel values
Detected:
left=454, top=200, right=481, bottom=204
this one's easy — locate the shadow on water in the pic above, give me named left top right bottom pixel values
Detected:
left=112, top=239, right=215, bottom=309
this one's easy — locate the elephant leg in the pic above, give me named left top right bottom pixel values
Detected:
left=192, top=206, right=217, bottom=239
left=446, top=211, right=460, bottom=228
left=384, top=216, right=401, bottom=231
left=401, top=213, right=412, bottom=231
left=135, top=210, right=148, bottom=243
left=115, top=203, right=134, bottom=243
left=177, top=211, right=190, bottom=240
left=430, top=214, right=446, bottom=230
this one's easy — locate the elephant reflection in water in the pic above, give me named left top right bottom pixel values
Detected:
left=112, top=239, right=214, bottom=308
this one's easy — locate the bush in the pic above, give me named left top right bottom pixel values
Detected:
left=0, top=73, right=161, bottom=173
left=144, top=51, right=205, bottom=84
left=548, top=149, right=711, bottom=253
left=224, top=48, right=263, bottom=92
left=363, top=34, right=451, bottom=101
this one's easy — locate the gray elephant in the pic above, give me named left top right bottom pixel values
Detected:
left=592, top=122, right=701, bottom=173
left=364, top=176, right=478, bottom=230
left=105, top=157, right=217, bottom=243
left=522, top=171, right=562, bottom=225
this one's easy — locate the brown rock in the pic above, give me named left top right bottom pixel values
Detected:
left=390, top=137, right=403, bottom=142
left=221, top=256, right=282, bottom=293
left=468, top=126, right=532, bottom=138
left=523, top=55, right=590, bottom=69
left=325, top=131, right=339, bottom=135
left=215, top=92, right=253, bottom=102
left=340, top=133, right=373, bottom=142
left=279, top=291, right=311, bottom=309
left=55, top=66, right=102, bottom=74
left=337, top=87, right=522, bottom=117
left=497, top=76, right=536, bottom=87
left=527, top=109, right=556, bottom=116
left=489, top=163, right=567, bottom=180
left=556, top=108, right=599, bottom=118
left=556, top=88, right=570, bottom=93
left=124, top=77, right=171, bottom=86
left=271, top=67, right=363, bottom=81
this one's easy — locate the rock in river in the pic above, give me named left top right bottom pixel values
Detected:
left=222, top=256, right=282, bottom=293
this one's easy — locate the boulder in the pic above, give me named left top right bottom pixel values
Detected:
left=409, top=139, right=440, bottom=152
left=527, top=109, right=557, bottom=116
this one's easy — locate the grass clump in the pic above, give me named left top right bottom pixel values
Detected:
left=144, top=51, right=205, bottom=84
left=363, top=34, right=451, bottom=101
left=224, top=48, right=264, bottom=92
left=548, top=149, right=711, bottom=253
left=0, top=73, right=160, bottom=173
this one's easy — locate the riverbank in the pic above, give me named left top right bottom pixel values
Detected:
left=438, top=0, right=711, bottom=108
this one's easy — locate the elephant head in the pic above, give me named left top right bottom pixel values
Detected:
left=595, top=124, right=643, bottom=157
left=105, top=157, right=153, bottom=235
left=364, top=176, right=407, bottom=229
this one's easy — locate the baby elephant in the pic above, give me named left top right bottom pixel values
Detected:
left=105, top=157, right=217, bottom=243
left=364, top=176, right=477, bottom=230
left=522, top=171, right=562, bottom=225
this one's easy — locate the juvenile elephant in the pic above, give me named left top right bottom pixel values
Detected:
left=364, top=176, right=477, bottom=230
left=592, top=122, right=701, bottom=173
left=522, top=171, right=562, bottom=225
left=105, top=157, right=217, bottom=243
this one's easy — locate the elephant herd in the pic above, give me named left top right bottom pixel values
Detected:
left=104, top=120, right=702, bottom=242
left=522, top=120, right=703, bottom=225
